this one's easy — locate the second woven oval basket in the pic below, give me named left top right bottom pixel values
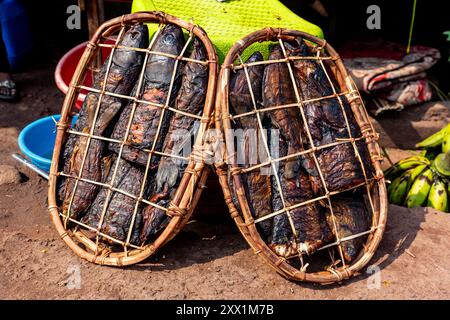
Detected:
left=48, top=11, right=218, bottom=266
left=214, top=28, right=388, bottom=284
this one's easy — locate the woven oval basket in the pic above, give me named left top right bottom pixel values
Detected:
left=214, top=28, right=387, bottom=284
left=48, top=11, right=218, bottom=266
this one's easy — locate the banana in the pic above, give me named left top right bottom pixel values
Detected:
left=407, top=164, right=428, bottom=190
left=387, top=174, right=402, bottom=196
left=427, top=177, right=448, bottom=212
left=405, top=168, right=434, bottom=208
left=442, top=126, right=450, bottom=153
left=388, top=164, right=427, bottom=205
left=447, top=182, right=450, bottom=211
left=389, top=172, right=410, bottom=205
left=384, top=156, right=430, bottom=180
left=416, top=124, right=450, bottom=149
left=433, top=152, right=450, bottom=178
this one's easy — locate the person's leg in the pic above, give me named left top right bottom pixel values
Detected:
left=0, top=24, right=17, bottom=100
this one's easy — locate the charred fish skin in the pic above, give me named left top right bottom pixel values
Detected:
left=61, top=134, right=103, bottom=220
left=228, top=52, right=272, bottom=238
left=82, top=157, right=145, bottom=244
left=262, top=45, right=304, bottom=180
left=155, top=38, right=208, bottom=194
left=286, top=171, right=333, bottom=255
left=139, top=199, right=170, bottom=244
left=268, top=136, right=291, bottom=257
left=110, top=25, right=185, bottom=166
left=325, top=197, right=370, bottom=262
left=285, top=38, right=373, bottom=192
left=57, top=25, right=148, bottom=205
left=263, top=45, right=332, bottom=257
left=229, top=51, right=264, bottom=128
left=269, top=135, right=332, bottom=257
left=140, top=39, right=208, bottom=243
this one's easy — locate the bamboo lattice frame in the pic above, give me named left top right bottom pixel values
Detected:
left=48, top=12, right=218, bottom=266
left=215, top=28, right=388, bottom=284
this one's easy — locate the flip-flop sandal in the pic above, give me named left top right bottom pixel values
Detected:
left=0, top=79, right=18, bottom=101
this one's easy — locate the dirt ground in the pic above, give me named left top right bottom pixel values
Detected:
left=1, top=43, right=450, bottom=300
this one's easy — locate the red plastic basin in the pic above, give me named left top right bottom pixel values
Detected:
left=54, top=41, right=114, bottom=110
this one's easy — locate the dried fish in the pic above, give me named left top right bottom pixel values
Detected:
left=228, top=51, right=272, bottom=238
left=139, top=199, right=171, bottom=244
left=140, top=38, right=208, bottom=244
left=61, top=129, right=106, bottom=220
left=269, top=135, right=292, bottom=256
left=263, top=45, right=332, bottom=256
left=285, top=38, right=373, bottom=192
left=155, top=38, right=208, bottom=193
left=82, top=157, right=145, bottom=244
left=110, top=25, right=185, bottom=167
left=326, top=197, right=371, bottom=262
left=59, top=24, right=148, bottom=219
left=269, top=134, right=332, bottom=257
left=262, top=44, right=304, bottom=180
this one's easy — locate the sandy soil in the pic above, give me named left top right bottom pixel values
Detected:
left=1, top=43, right=450, bottom=300
left=1, top=176, right=450, bottom=299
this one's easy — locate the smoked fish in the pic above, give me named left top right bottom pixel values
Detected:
left=228, top=51, right=272, bottom=238
left=263, top=45, right=332, bottom=256
left=82, top=157, right=145, bottom=244
left=326, top=197, right=371, bottom=262
left=110, top=25, right=185, bottom=167
left=285, top=38, right=373, bottom=193
left=59, top=24, right=148, bottom=219
left=140, top=38, right=208, bottom=244
left=269, top=134, right=332, bottom=257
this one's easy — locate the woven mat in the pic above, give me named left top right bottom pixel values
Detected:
left=132, top=0, right=323, bottom=63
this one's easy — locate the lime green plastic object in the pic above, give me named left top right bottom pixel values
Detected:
left=132, top=0, right=323, bottom=63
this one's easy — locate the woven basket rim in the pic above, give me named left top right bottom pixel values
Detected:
left=47, top=11, right=218, bottom=266
left=214, top=27, right=388, bottom=284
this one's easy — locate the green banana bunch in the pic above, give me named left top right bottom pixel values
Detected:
left=405, top=169, right=434, bottom=208
left=427, top=177, right=448, bottom=212
left=385, top=123, right=450, bottom=213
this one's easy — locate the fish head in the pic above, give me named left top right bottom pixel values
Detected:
left=161, top=24, right=184, bottom=47
left=246, top=51, right=264, bottom=101
left=229, top=51, right=264, bottom=115
left=143, top=25, right=185, bottom=84
left=154, top=24, right=185, bottom=54
left=112, top=24, right=149, bottom=68
left=284, top=37, right=309, bottom=57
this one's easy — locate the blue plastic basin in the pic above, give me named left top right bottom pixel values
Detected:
left=18, top=115, right=78, bottom=172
